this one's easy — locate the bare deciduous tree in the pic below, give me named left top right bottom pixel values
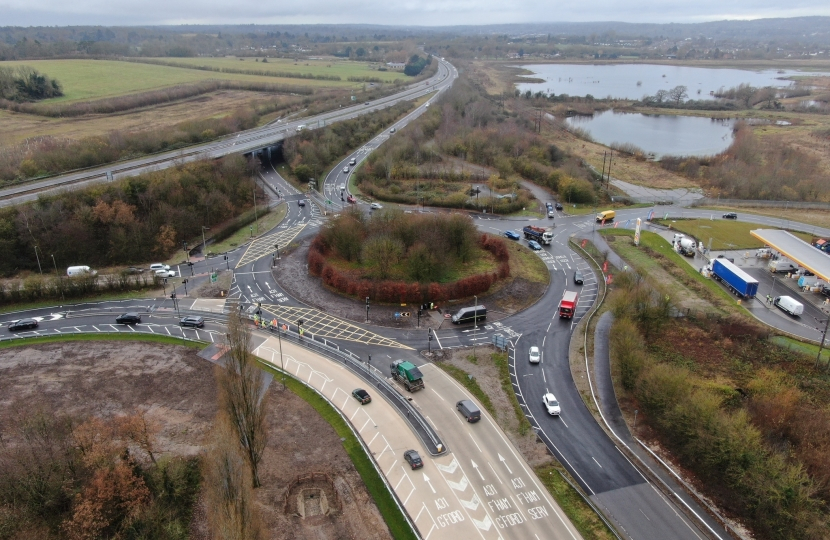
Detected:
left=203, top=416, right=262, bottom=540
left=218, top=311, right=268, bottom=488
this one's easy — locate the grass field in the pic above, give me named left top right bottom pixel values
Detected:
left=699, top=206, right=830, bottom=231
left=0, top=58, right=383, bottom=104
left=156, top=57, right=405, bottom=85
left=0, top=332, right=204, bottom=349
left=654, top=218, right=813, bottom=249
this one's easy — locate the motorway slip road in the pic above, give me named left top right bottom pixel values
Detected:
left=251, top=336, right=582, bottom=540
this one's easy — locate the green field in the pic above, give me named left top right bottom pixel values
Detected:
left=158, top=57, right=405, bottom=84
left=655, top=218, right=814, bottom=250
left=0, top=58, right=389, bottom=103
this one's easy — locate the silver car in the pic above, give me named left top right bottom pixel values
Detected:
left=529, top=346, right=540, bottom=364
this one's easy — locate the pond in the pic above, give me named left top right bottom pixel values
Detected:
left=516, top=63, right=829, bottom=101
left=564, top=110, right=736, bottom=158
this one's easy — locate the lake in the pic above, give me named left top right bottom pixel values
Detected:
left=515, top=63, right=829, bottom=101
left=565, top=110, right=736, bottom=158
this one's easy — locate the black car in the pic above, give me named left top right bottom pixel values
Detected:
left=716, top=254, right=735, bottom=263
left=352, top=388, right=371, bottom=405
left=298, top=199, right=306, bottom=207
left=555, top=203, right=563, bottom=210
left=403, top=449, right=423, bottom=470
left=723, top=212, right=738, bottom=219
left=574, top=270, right=584, bottom=285
left=180, top=316, right=204, bottom=328
left=115, top=313, right=142, bottom=325
left=7, top=318, right=38, bottom=331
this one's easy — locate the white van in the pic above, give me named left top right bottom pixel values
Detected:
left=149, top=263, right=170, bottom=272
left=768, top=259, right=797, bottom=274
left=774, top=296, right=804, bottom=316
left=295, top=125, right=306, bottom=132
left=67, top=265, right=96, bottom=277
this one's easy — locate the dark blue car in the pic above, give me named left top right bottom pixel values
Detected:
left=504, top=230, right=520, bottom=240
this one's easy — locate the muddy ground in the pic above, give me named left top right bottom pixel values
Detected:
left=0, top=342, right=390, bottom=540
left=273, top=240, right=545, bottom=329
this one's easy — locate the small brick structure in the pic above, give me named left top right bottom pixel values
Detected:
left=283, top=472, right=342, bottom=518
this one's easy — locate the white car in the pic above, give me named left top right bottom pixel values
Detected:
left=370, top=202, right=383, bottom=210
left=339, top=184, right=346, bottom=191
left=543, top=393, right=561, bottom=416
left=349, top=158, right=356, bottom=166
left=149, top=263, right=170, bottom=272
left=529, top=346, right=540, bottom=364
left=342, top=166, right=350, bottom=174
left=155, top=269, right=177, bottom=278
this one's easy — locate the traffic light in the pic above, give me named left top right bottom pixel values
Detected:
left=171, top=292, right=176, bottom=299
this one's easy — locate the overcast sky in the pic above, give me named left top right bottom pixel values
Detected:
left=3, top=0, right=829, bottom=28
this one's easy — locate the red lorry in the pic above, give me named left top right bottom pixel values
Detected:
left=559, top=291, right=578, bottom=319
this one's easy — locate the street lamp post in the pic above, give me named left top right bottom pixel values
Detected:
left=365, top=297, right=370, bottom=323
left=252, top=180, right=259, bottom=235
left=201, top=226, right=210, bottom=259
left=183, top=241, right=190, bottom=264
left=34, top=245, right=43, bottom=275
left=275, top=243, right=280, bottom=260
left=182, top=279, right=188, bottom=297
left=277, top=318, right=285, bottom=390
left=473, top=295, right=478, bottom=359
left=51, top=254, right=64, bottom=301
left=815, top=315, right=830, bottom=368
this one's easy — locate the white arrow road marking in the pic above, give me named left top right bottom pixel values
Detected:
left=445, top=475, right=469, bottom=492
left=458, top=492, right=481, bottom=511
left=423, top=474, right=436, bottom=494
left=436, top=457, right=459, bottom=474
left=471, top=514, right=494, bottom=531
left=498, top=454, right=512, bottom=474
left=471, top=460, right=485, bottom=481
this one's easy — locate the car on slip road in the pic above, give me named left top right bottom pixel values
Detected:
left=7, top=318, right=38, bottom=331
left=298, top=199, right=306, bottom=207
left=573, top=270, right=584, bottom=285
left=543, top=393, right=561, bottom=416
left=115, top=313, right=142, bottom=325
left=723, top=212, right=738, bottom=219
left=180, top=316, right=205, bottom=328
left=352, top=388, right=371, bottom=405
left=504, top=230, right=520, bottom=240
left=404, top=449, right=423, bottom=469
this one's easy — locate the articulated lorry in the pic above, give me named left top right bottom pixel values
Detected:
left=522, top=225, right=553, bottom=245
left=390, top=360, right=425, bottom=392
left=710, top=258, right=759, bottom=299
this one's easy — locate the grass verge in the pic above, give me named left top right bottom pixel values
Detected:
left=562, top=202, right=652, bottom=216
left=209, top=204, right=287, bottom=255
left=770, top=335, right=830, bottom=364
left=535, top=464, right=617, bottom=540
left=0, top=288, right=161, bottom=315
left=257, top=363, right=417, bottom=540
left=653, top=218, right=813, bottom=250
left=434, top=362, right=495, bottom=416
left=0, top=332, right=205, bottom=349
left=492, top=351, right=532, bottom=435
left=601, top=229, right=740, bottom=314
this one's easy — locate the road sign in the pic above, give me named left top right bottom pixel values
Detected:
left=210, top=273, right=218, bottom=283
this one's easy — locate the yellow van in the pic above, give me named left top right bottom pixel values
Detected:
left=596, top=210, right=616, bottom=223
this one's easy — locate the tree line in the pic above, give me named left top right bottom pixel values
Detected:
left=354, top=74, right=598, bottom=209
left=608, top=271, right=828, bottom=539
left=0, top=65, right=63, bottom=101
left=308, top=209, right=510, bottom=303
left=660, top=123, right=828, bottom=201
left=0, top=156, right=257, bottom=277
